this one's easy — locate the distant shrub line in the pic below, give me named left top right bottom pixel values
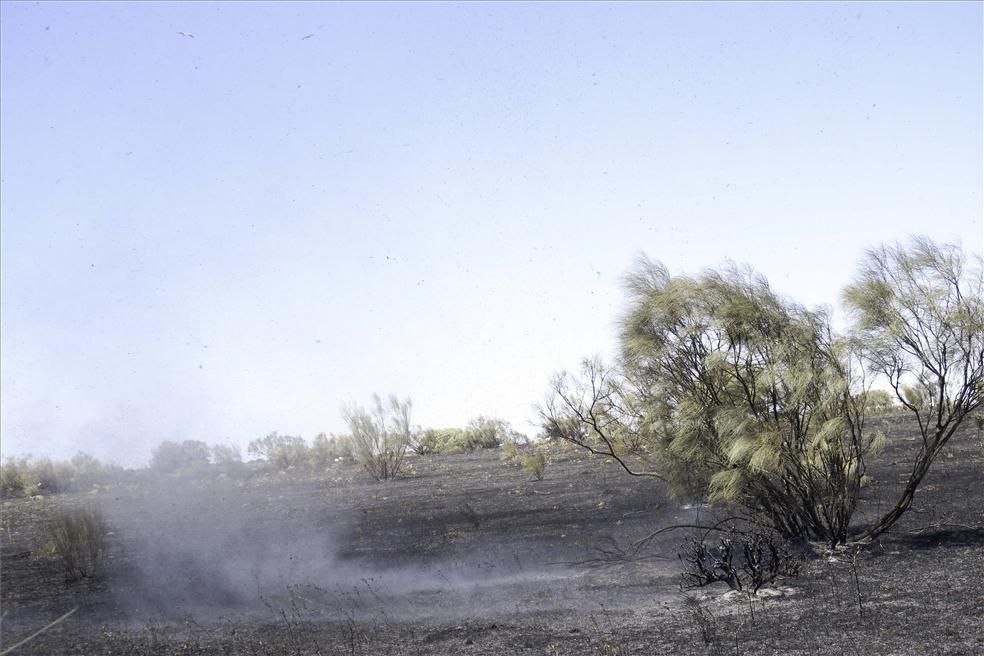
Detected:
left=0, top=453, right=123, bottom=499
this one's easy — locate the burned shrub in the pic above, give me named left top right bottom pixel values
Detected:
left=975, top=415, right=984, bottom=452
left=679, top=528, right=800, bottom=594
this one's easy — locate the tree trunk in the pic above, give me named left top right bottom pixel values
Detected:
left=859, top=421, right=959, bottom=541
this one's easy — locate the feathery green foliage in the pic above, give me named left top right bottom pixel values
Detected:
left=344, top=394, right=412, bottom=481
left=413, top=417, right=526, bottom=455
left=544, top=259, right=877, bottom=546
left=544, top=237, right=979, bottom=546
left=844, top=237, right=983, bottom=539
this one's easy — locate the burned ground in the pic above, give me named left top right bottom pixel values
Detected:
left=2, top=415, right=982, bottom=655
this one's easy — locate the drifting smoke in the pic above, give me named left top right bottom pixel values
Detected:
left=101, top=473, right=346, bottom=619
left=96, top=469, right=645, bottom=625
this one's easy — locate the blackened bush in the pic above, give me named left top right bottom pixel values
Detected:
left=679, top=528, right=800, bottom=594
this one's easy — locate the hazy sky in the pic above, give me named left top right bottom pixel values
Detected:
left=2, top=2, right=981, bottom=466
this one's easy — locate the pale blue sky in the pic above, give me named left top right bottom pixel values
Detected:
left=2, top=2, right=981, bottom=465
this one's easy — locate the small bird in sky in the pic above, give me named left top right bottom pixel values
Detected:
left=177, top=31, right=195, bottom=38
left=301, top=33, right=314, bottom=40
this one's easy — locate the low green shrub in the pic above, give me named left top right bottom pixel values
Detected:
left=1, top=453, right=121, bottom=498
left=521, top=452, right=547, bottom=481
left=413, top=417, right=528, bottom=455
left=499, top=441, right=522, bottom=465
left=412, top=428, right=465, bottom=455
left=36, top=507, right=109, bottom=581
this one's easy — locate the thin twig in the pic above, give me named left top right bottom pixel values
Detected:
left=0, top=607, right=79, bottom=656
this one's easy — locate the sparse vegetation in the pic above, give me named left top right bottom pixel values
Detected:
left=521, top=452, right=547, bottom=481
left=412, top=417, right=527, bottom=455
left=209, top=443, right=243, bottom=465
left=248, top=432, right=310, bottom=470
left=680, top=594, right=718, bottom=645
left=1, top=419, right=981, bottom=654
left=309, top=432, right=354, bottom=466
left=1, top=453, right=121, bottom=499
left=344, top=394, right=413, bottom=481
left=149, top=440, right=211, bottom=473
left=411, top=427, right=465, bottom=455
left=1, top=456, right=40, bottom=498
left=857, top=389, right=897, bottom=414
left=844, top=237, right=983, bottom=540
left=34, top=507, right=109, bottom=581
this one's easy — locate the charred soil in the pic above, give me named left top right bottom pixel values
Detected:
left=2, top=416, right=982, bottom=655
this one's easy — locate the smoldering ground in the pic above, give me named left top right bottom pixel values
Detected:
left=89, top=459, right=683, bottom=627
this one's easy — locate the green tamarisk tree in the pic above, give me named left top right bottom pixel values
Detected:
left=543, top=237, right=981, bottom=547
left=544, top=260, right=879, bottom=546
left=844, top=237, right=983, bottom=540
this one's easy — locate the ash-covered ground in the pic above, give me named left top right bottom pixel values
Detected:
left=2, top=417, right=983, bottom=655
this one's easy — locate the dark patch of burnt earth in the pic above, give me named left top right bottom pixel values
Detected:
left=2, top=415, right=983, bottom=655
